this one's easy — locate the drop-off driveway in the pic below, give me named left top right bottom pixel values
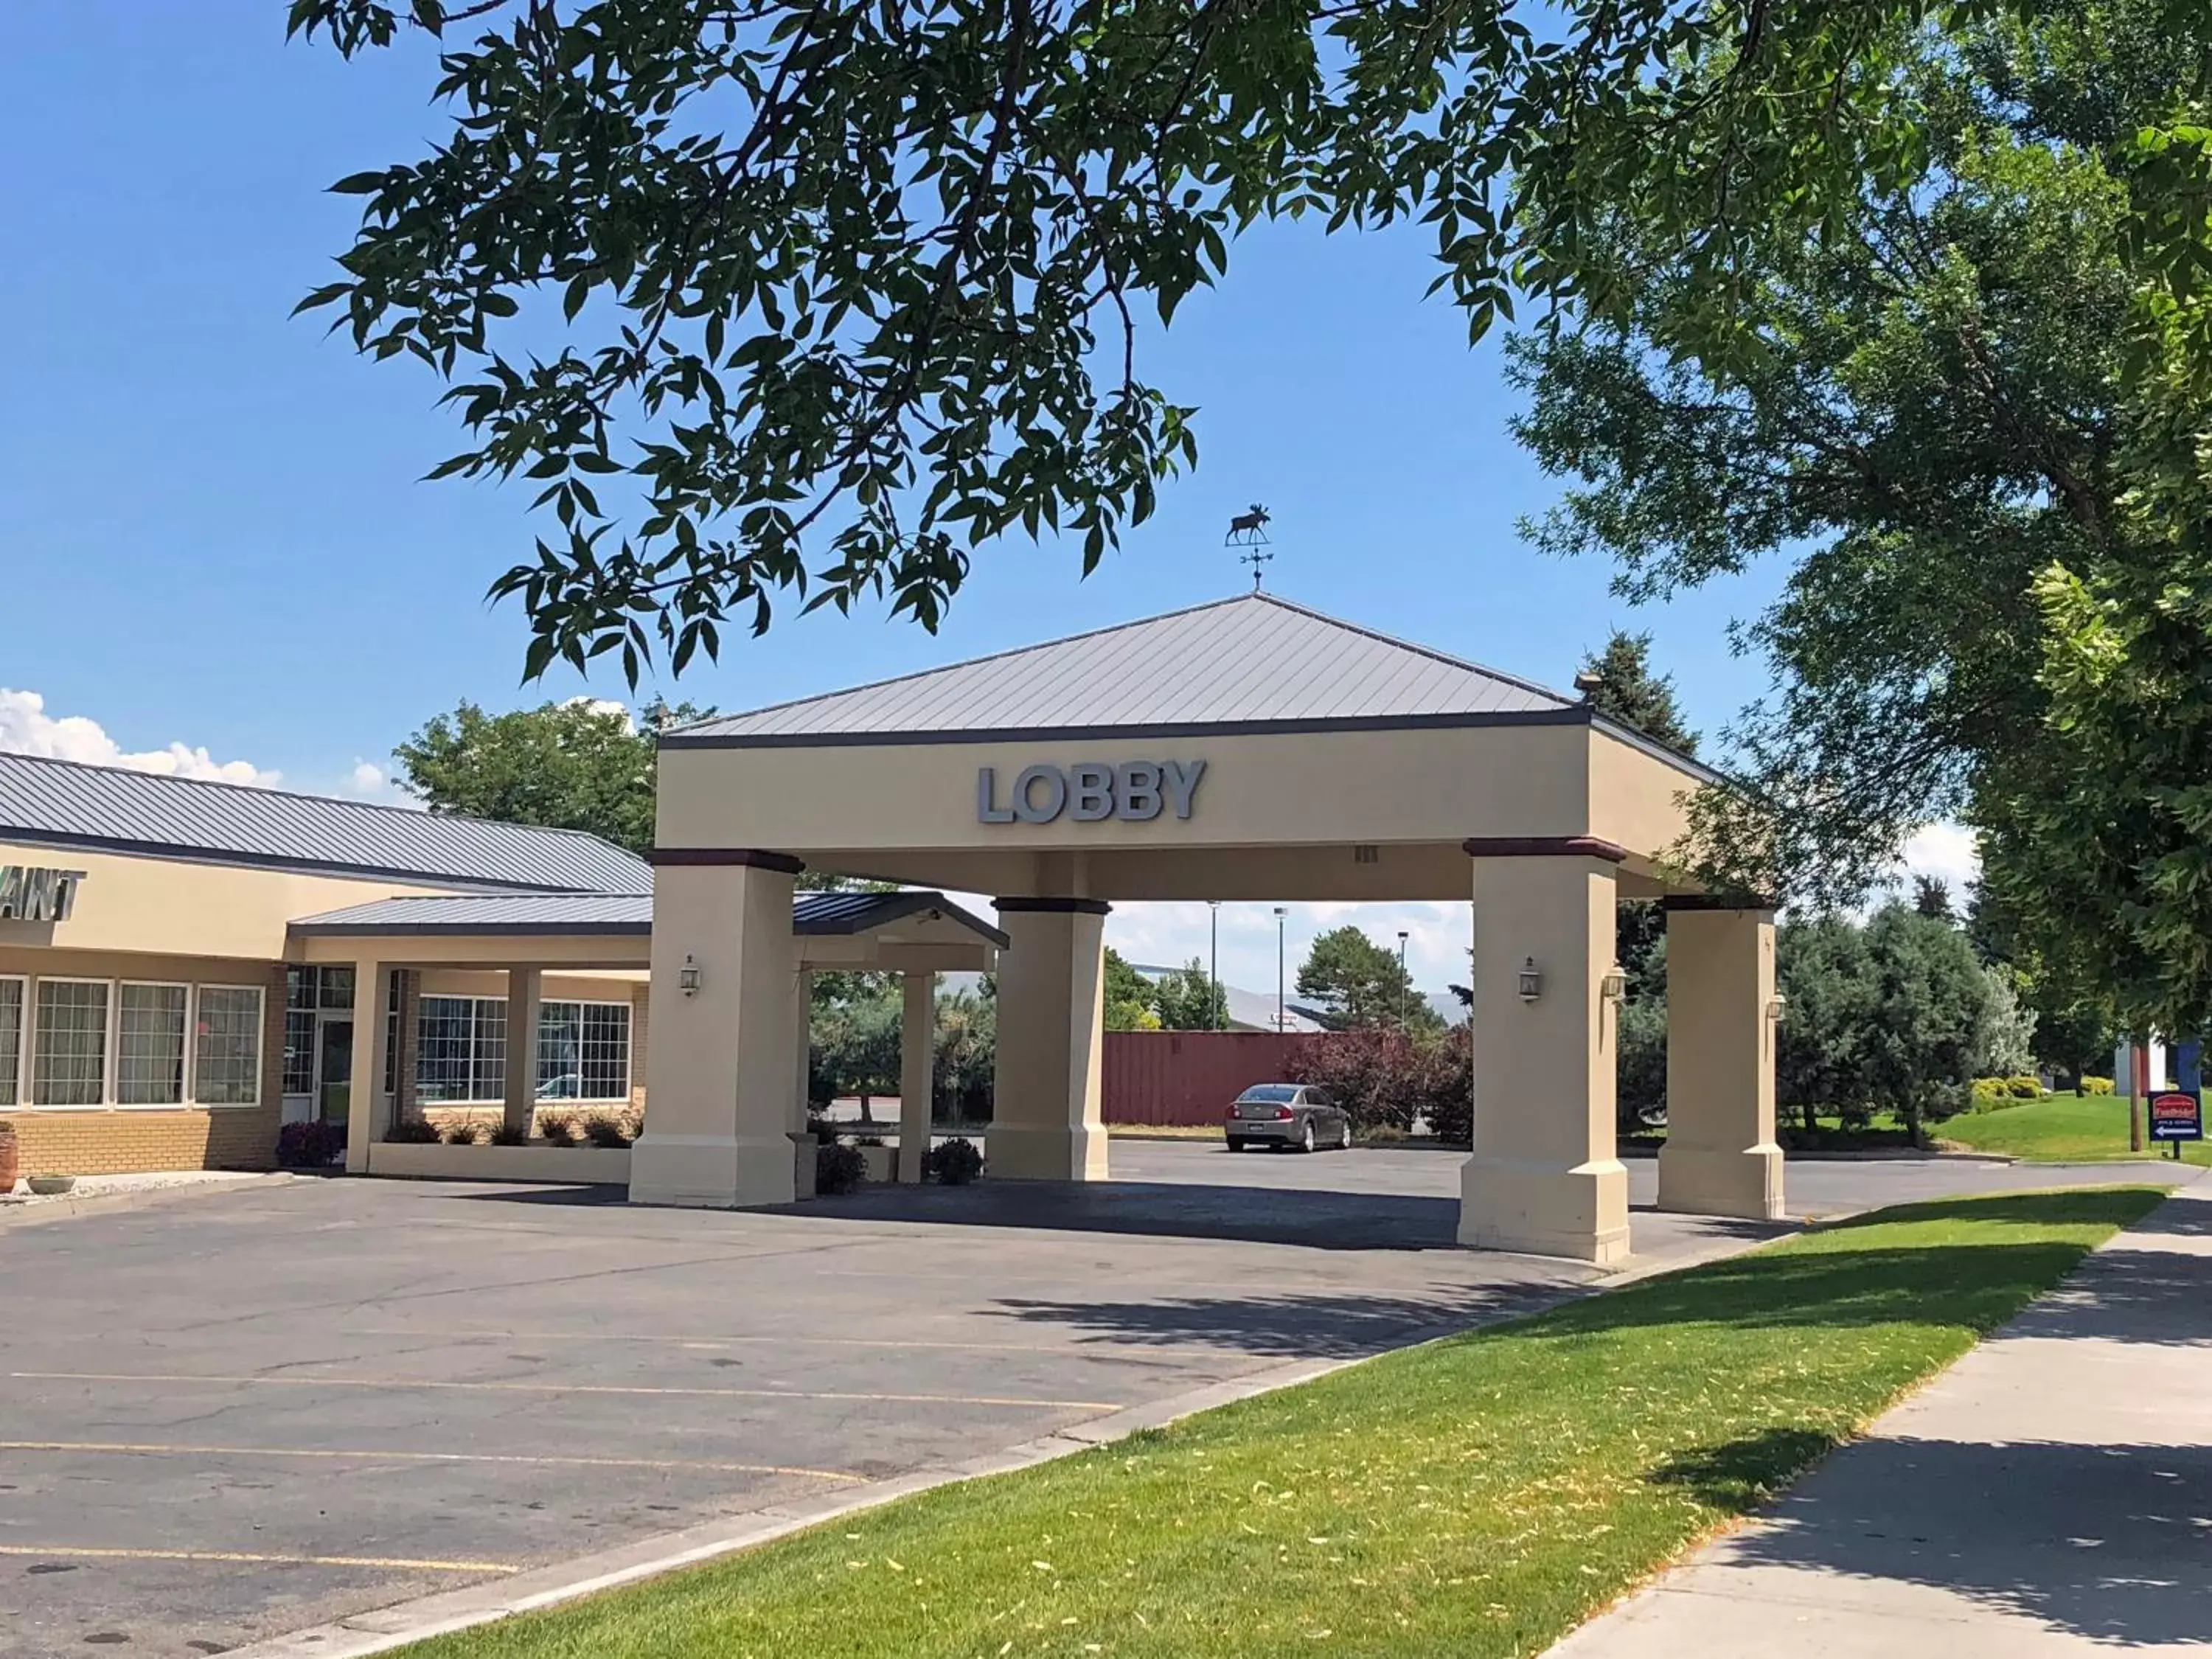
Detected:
left=0, top=1144, right=2186, bottom=1658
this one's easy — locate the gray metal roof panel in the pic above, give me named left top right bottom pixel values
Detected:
left=0, top=753, right=653, bottom=894
left=670, top=594, right=1574, bottom=742
left=288, top=888, right=1009, bottom=948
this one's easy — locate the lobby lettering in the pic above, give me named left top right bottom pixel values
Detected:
left=976, top=760, right=1206, bottom=824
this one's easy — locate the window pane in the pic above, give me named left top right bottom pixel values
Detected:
left=286, top=967, right=317, bottom=1012
left=0, top=978, right=22, bottom=1107
left=319, top=967, right=355, bottom=1011
left=580, top=1003, right=630, bottom=1100
left=384, top=970, right=402, bottom=1099
left=471, top=998, right=507, bottom=1102
left=34, top=980, right=108, bottom=1106
left=195, top=987, right=263, bottom=1105
left=416, top=995, right=476, bottom=1102
left=537, top=1001, right=582, bottom=1099
left=282, top=1009, right=317, bottom=1095
left=116, top=984, right=188, bottom=1105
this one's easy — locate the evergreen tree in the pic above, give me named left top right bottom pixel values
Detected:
left=1577, top=631, right=1700, bottom=755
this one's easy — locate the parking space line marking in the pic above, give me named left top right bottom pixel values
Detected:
left=0, top=1441, right=866, bottom=1484
left=0, top=1544, right=515, bottom=1573
left=10, top=1371, right=1120, bottom=1411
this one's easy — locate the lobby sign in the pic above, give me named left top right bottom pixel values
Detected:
left=0, top=866, right=87, bottom=922
left=2149, top=1091, right=2204, bottom=1142
left=978, top=760, right=1206, bottom=824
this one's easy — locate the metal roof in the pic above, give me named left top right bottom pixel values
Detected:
left=666, top=592, right=1577, bottom=746
left=287, top=888, right=1009, bottom=947
left=0, top=752, right=653, bottom=894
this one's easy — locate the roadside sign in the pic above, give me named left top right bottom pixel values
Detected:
left=2149, top=1091, right=2203, bottom=1143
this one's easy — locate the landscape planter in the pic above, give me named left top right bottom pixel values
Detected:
left=26, top=1175, right=75, bottom=1196
left=366, top=1142, right=631, bottom=1183
left=855, top=1144, right=899, bottom=1184
left=0, top=1122, right=16, bottom=1194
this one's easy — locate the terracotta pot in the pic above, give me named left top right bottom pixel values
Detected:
left=0, top=1121, right=17, bottom=1194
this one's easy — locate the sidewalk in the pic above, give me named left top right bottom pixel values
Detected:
left=1551, top=1170, right=2212, bottom=1656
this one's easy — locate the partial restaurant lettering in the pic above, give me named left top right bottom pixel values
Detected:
left=0, top=866, right=86, bottom=922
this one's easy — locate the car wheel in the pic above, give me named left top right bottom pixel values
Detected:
left=1298, top=1121, right=1316, bottom=1154
left=1225, top=1138, right=1246, bottom=1152
left=1338, top=1119, right=1354, bottom=1150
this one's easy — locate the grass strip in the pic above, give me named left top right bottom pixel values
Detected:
left=405, top=1186, right=2162, bottom=1659
left=1941, top=1094, right=2210, bottom=1166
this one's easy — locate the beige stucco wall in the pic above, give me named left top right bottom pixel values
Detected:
left=1585, top=731, right=1699, bottom=879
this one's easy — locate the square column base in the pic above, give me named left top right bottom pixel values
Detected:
left=628, top=1133, right=797, bottom=1208
left=984, top=1122, right=1110, bottom=1182
left=1657, top=1144, right=1786, bottom=1220
left=1458, top=1155, right=1632, bottom=1264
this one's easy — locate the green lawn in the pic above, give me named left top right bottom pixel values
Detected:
left=401, top=1187, right=2160, bottom=1659
left=1940, top=1093, right=2211, bottom=1166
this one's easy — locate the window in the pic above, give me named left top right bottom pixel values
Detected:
left=416, top=995, right=507, bottom=1102
left=33, top=979, right=109, bottom=1106
left=116, top=983, right=188, bottom=1105
left=384, top=969, right=403, bottom=1099
left=0, top=977, right=22, bottom=1106
left=195, top=986, right=263, bottom=1106
left=538, top=1000, right=630, bottom=1100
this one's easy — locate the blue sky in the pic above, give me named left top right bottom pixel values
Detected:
left=1, top=4, right=1958, bottom=995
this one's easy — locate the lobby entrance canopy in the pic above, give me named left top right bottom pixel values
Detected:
left=641, top=592, right=1783, bottom=1262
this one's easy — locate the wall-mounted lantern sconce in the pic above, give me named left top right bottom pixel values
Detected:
left=678, top=954, right=703, bottom=998
left=1600, top=964, right=1627, bottom=1004
left=1767, top=990, right=1789, bottom=1026
left=1517, top=956, right=1543, bottom=1004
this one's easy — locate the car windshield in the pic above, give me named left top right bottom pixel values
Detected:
left=1235, top=1085, right=1299, bottom=1104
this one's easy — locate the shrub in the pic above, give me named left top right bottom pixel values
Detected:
left=490, top=1121, right=528, bottom=1146
left=1288, top=1027, right=1471, bottom=1141
left=807, top=1115, right=841, bottom=1144
left=580, top=1113, right=632, bottom=1149
left=538, top=1115, right=580, bottom=1147
left=816, top=1141, right=866, bottom=1194
left=2006, top=1075, right=2043, bottom=1099
left=383, top=1117, right=440, bottom=1144
left=274, top=1120, right=346, bottom=1167
left=924, top=1136, right=984, bottom=1185
left=2083, top=1075, right=2115, bottom=1095
left=441, top=1119, right=484, bottom=1146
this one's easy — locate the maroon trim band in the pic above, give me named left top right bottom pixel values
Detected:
left=1460, top=835, right=1630, bottom=863
left=993, top=896, right=1113, bottom=916
left=648, top=847, right=807, bottom=874
left=1662, top=893, right=1778, bottom=914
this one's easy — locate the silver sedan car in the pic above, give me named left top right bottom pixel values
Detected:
left=1223, top=1083, right=1353, bottom=1152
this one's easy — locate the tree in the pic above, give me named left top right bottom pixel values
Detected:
left=1579, top=631, right=1699, bottom=755
left=1913, top=876, right=1955, bottom=925
left=1859, top=905, right=1996, bottom=1141
left=291, top=0, right=2212, bottom=684
left=1152, top=958, right=1228, bottom=1031
left=933, top=984, right=996, bottom=1121
left=1102, top=947, right=1160, bottom=1032
left=394, top=697, right=700, bottom=855
left=1296, top=925, right=1432, bottom=1031
left=1510, top=4, right=2212, bottom=1034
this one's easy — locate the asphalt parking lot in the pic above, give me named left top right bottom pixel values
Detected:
left=0, top=1141, right=2188, bottom=1657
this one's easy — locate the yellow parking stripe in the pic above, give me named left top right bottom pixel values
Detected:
left=10, top=1370, right=1117, bottom=1411
left=0, top=1544, right=513, bottom=1573
left=0, top=1440, right=864, bottom=1484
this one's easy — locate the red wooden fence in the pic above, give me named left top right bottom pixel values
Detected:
left=1102, top=1030, right=1326, bottom=1126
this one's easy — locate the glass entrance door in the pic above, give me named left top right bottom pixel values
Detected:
left=319, top=1019, right=353, bottom=1125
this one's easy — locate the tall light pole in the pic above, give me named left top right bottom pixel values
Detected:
left=1397, top=930, right=1410, bottom=1029
left=1208, top=900, right=1221, bottom=1031
left=1274, top=907, right=1288, bottom=1032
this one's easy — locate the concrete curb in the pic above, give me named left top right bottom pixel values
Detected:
left=219, top=1352, right=1363, bottom=1659
left=0, top=1171, right=289, bottom=1231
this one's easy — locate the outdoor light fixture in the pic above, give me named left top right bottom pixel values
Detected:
left=1517, top=956, right=1543, bottom=1004
left=1600, top=964, right=1627, bottom=1004
left=1767, top=990, right=1789, bottom=1026
left=679, top=955, right=703, bottom=998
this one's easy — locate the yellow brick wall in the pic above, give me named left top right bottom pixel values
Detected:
left=0, top=951, right=286, bottom=1178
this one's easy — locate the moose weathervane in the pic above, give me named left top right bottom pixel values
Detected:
left=1225, top=503, right=1273, bottom=588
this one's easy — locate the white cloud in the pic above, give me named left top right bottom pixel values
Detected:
left=566, top=695, right=634, bottom=727
left=0, top=687, right=279, bottom=787
left=337, top=759, right=422, bottom=808
left=1895, top=821, right=1981, bottom=900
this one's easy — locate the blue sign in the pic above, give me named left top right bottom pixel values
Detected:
left=2149, top=1092, right=2203, bottom=1143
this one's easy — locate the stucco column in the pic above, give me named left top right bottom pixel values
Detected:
left=632, top=855, right=801, bottom=1207
left=1460, top=855, right=1630, bottom=1264
left=342, top=959, right=390, bottom=1175
left=900, top=971, right=935, bottom=1183
left=989, top=899, right=1110, bottom=1181
left=1658, top=902, right=1785, bottom=1220
left=501, top=966, right=543, bottom=1138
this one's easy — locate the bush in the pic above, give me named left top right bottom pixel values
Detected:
left=1968, top=1077, right=2014, bottom=1112
left=580, top=1113, right=632, bottom=1149
left=2006, top=1075, right=2043, bottom=1099
left=2083, top=1075, right=2115, bottom=1095
left=441, top=1119, right=484, bottom=1145
left=383, top=1117, right=440, bottom=1144
left=1288, top=1027, right=1471, bottom=1141
left=816, top=1141, right=866, bottom=1194
left=923, top=1136, right=984, bottom=1185
left=490, top=1121, right=528, bottom=1146
left=275, top=1120, right=346, bottom=1168
left=538, top=1115, right=580, bottom=1147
